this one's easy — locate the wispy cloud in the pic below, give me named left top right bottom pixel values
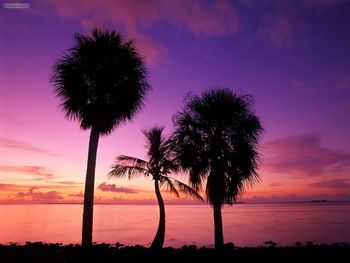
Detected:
left=97, top=182, right=140, bottom=194
left=0, top=183, right=12, bottom=189
left=166, top=0, right=240, bottom=37
left=69, top=191, right=84, bottom=198
left=40, top=0, right=240, bottom=65
left=0, top=137, right=59, bottom=156
left=309, top=179, right=350, bottom=189
left=336, top=77, right=350, bottom=90
left=0, top=165, right=55, bottom=179
left=269, top=183, right=281, bottom=187
left=262, top=134, right=350, bottom=176
left=258, top=8, right=308, bottom=48
left=47, top=180, right=82, bottom=185
left=248, top=0, right=348, bottom=49
left=17, top=187, right=63, bottom=200
left=299, top=0, right=349, bottom=10
left=243, top=192, right=350, bottom=203
left=44, top=0, right=239, bottom=37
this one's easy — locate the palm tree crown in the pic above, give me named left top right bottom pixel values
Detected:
left=52, top=28, right=150, bottom=135
left=173, top=88, right=263, bottom=205
left=109, top=127, right=202, bottom=199
left=109, top=127, right=203, bottom=249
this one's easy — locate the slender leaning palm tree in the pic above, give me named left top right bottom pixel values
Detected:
left=173, top=88, right=263, bottom=249
left=52, top=28, right=150, bottom=246
left=109, top=127, right=203, bottom=249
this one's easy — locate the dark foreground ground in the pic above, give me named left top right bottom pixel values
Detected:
left=1, top=242, right=349, bottom=263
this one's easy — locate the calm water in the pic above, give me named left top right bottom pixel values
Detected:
left=1, top=202, right=349, bottom=247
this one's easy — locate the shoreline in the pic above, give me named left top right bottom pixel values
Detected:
left=1, top=242, right=349, bottom=263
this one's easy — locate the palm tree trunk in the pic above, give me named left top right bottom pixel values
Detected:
left=213, top=203, right=224, bottom=249
left=150, top=179, right=165, bottom=249
left=82, top=126, right=100, bottom=246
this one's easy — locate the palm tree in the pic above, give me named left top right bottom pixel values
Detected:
left=172, top=88, right=263, bottom=249
left=109, top=127, right=203, bottom=249
left=52, top=28, right=150, bottom=246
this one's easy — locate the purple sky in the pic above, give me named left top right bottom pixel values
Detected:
left=1, top=0, right=350, bottom=203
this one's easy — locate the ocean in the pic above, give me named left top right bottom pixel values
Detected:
left=1, top=202, right=349, bottom=247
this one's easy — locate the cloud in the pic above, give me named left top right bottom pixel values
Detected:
left=299, top=0, right=349, bottom=10
left=249, top=0, right=348, bottom=49
left=40, top=0, right=240, bottom=65
left=258, top=8, right=308, bottom=48
left=69, top=191, right=84, bottom=198
left=309, top=179, right=350, bottom=189
left=17, top=187, right=63, bottom=200
left=239, top=0, right=347, bottom=9
left=0, top=165, right=55, bottom=179
left=262, top=134, right=350, bottom=176
left=43, top=0, right=239, bottom=36
left=0, top=183, right=12, bottom=188
left=48, top=180, right=82, bottom=185
left=166, top=0, right=240, bottom=37
left=0, top=137, right=58, bottom=156
left=336, top=77, right=350, bottom=90
left=269, top=183, right=281, bottom=187
left=243, top=192, right=350, bottom=202
left=97, top=182, right=139, bottom=194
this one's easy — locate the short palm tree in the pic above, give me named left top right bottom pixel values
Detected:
left=173, top=88, right=263, bottom=249
left=52, top=28, right=150, bottom=246
left=109, top=127, right=203, bottom=249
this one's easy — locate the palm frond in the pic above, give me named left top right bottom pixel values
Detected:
left=160, top=176, right=180, bottom=198
left=108, top=164, right=147, bottom=179
left=169, top=177, right=204, bottom=201
left=117, top=155, right=148, bottom=169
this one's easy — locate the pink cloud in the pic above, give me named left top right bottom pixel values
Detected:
left=133, top=35, right=168, bottom=67
left=17, top=187, right=63, bottom=200
left=166, top=0, right=240, bottom=37
left=239, top=0, right=347, bottom=9
left=97, top=182, right=139, bottom=194
left=269, top=183, right=281, bottom=187
left=0, top=137, right=58, bottom=156
left=69, top=191, right=84, bottom=198
left=43, top=0, right=239, bottom=36
left=300, top=0, right=348, bottom=10
left=262, top=134, right=350, bottom=176
left=251, top=0, right=348, bottom=48
left=53, top=181, right=82, bottom=185
left=336, top=78, right=350, bottom=90
left=309, top=179, right=350, bottom=189
left=40, top=0, right=240, bottom=65
left=0, top=165, right=55, bottom=179
left=258, top=9, right=308, bottom=48
left=243, top=192, right=350, bottom=202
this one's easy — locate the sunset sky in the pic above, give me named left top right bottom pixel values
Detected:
left=1, top=0, right=350, bottom=204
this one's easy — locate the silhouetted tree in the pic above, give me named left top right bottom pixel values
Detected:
left=173, top=88, right=263, bottom=249
left=52, top=28, right=150, bottom=246
left=109, top=127, right=203, bottom=249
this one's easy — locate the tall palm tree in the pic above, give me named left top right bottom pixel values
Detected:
left=109, top=127, right=203, bottom=249
left=173, top=88, right=263, bottom=249
left=52, top=28, right=150, bottom=246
